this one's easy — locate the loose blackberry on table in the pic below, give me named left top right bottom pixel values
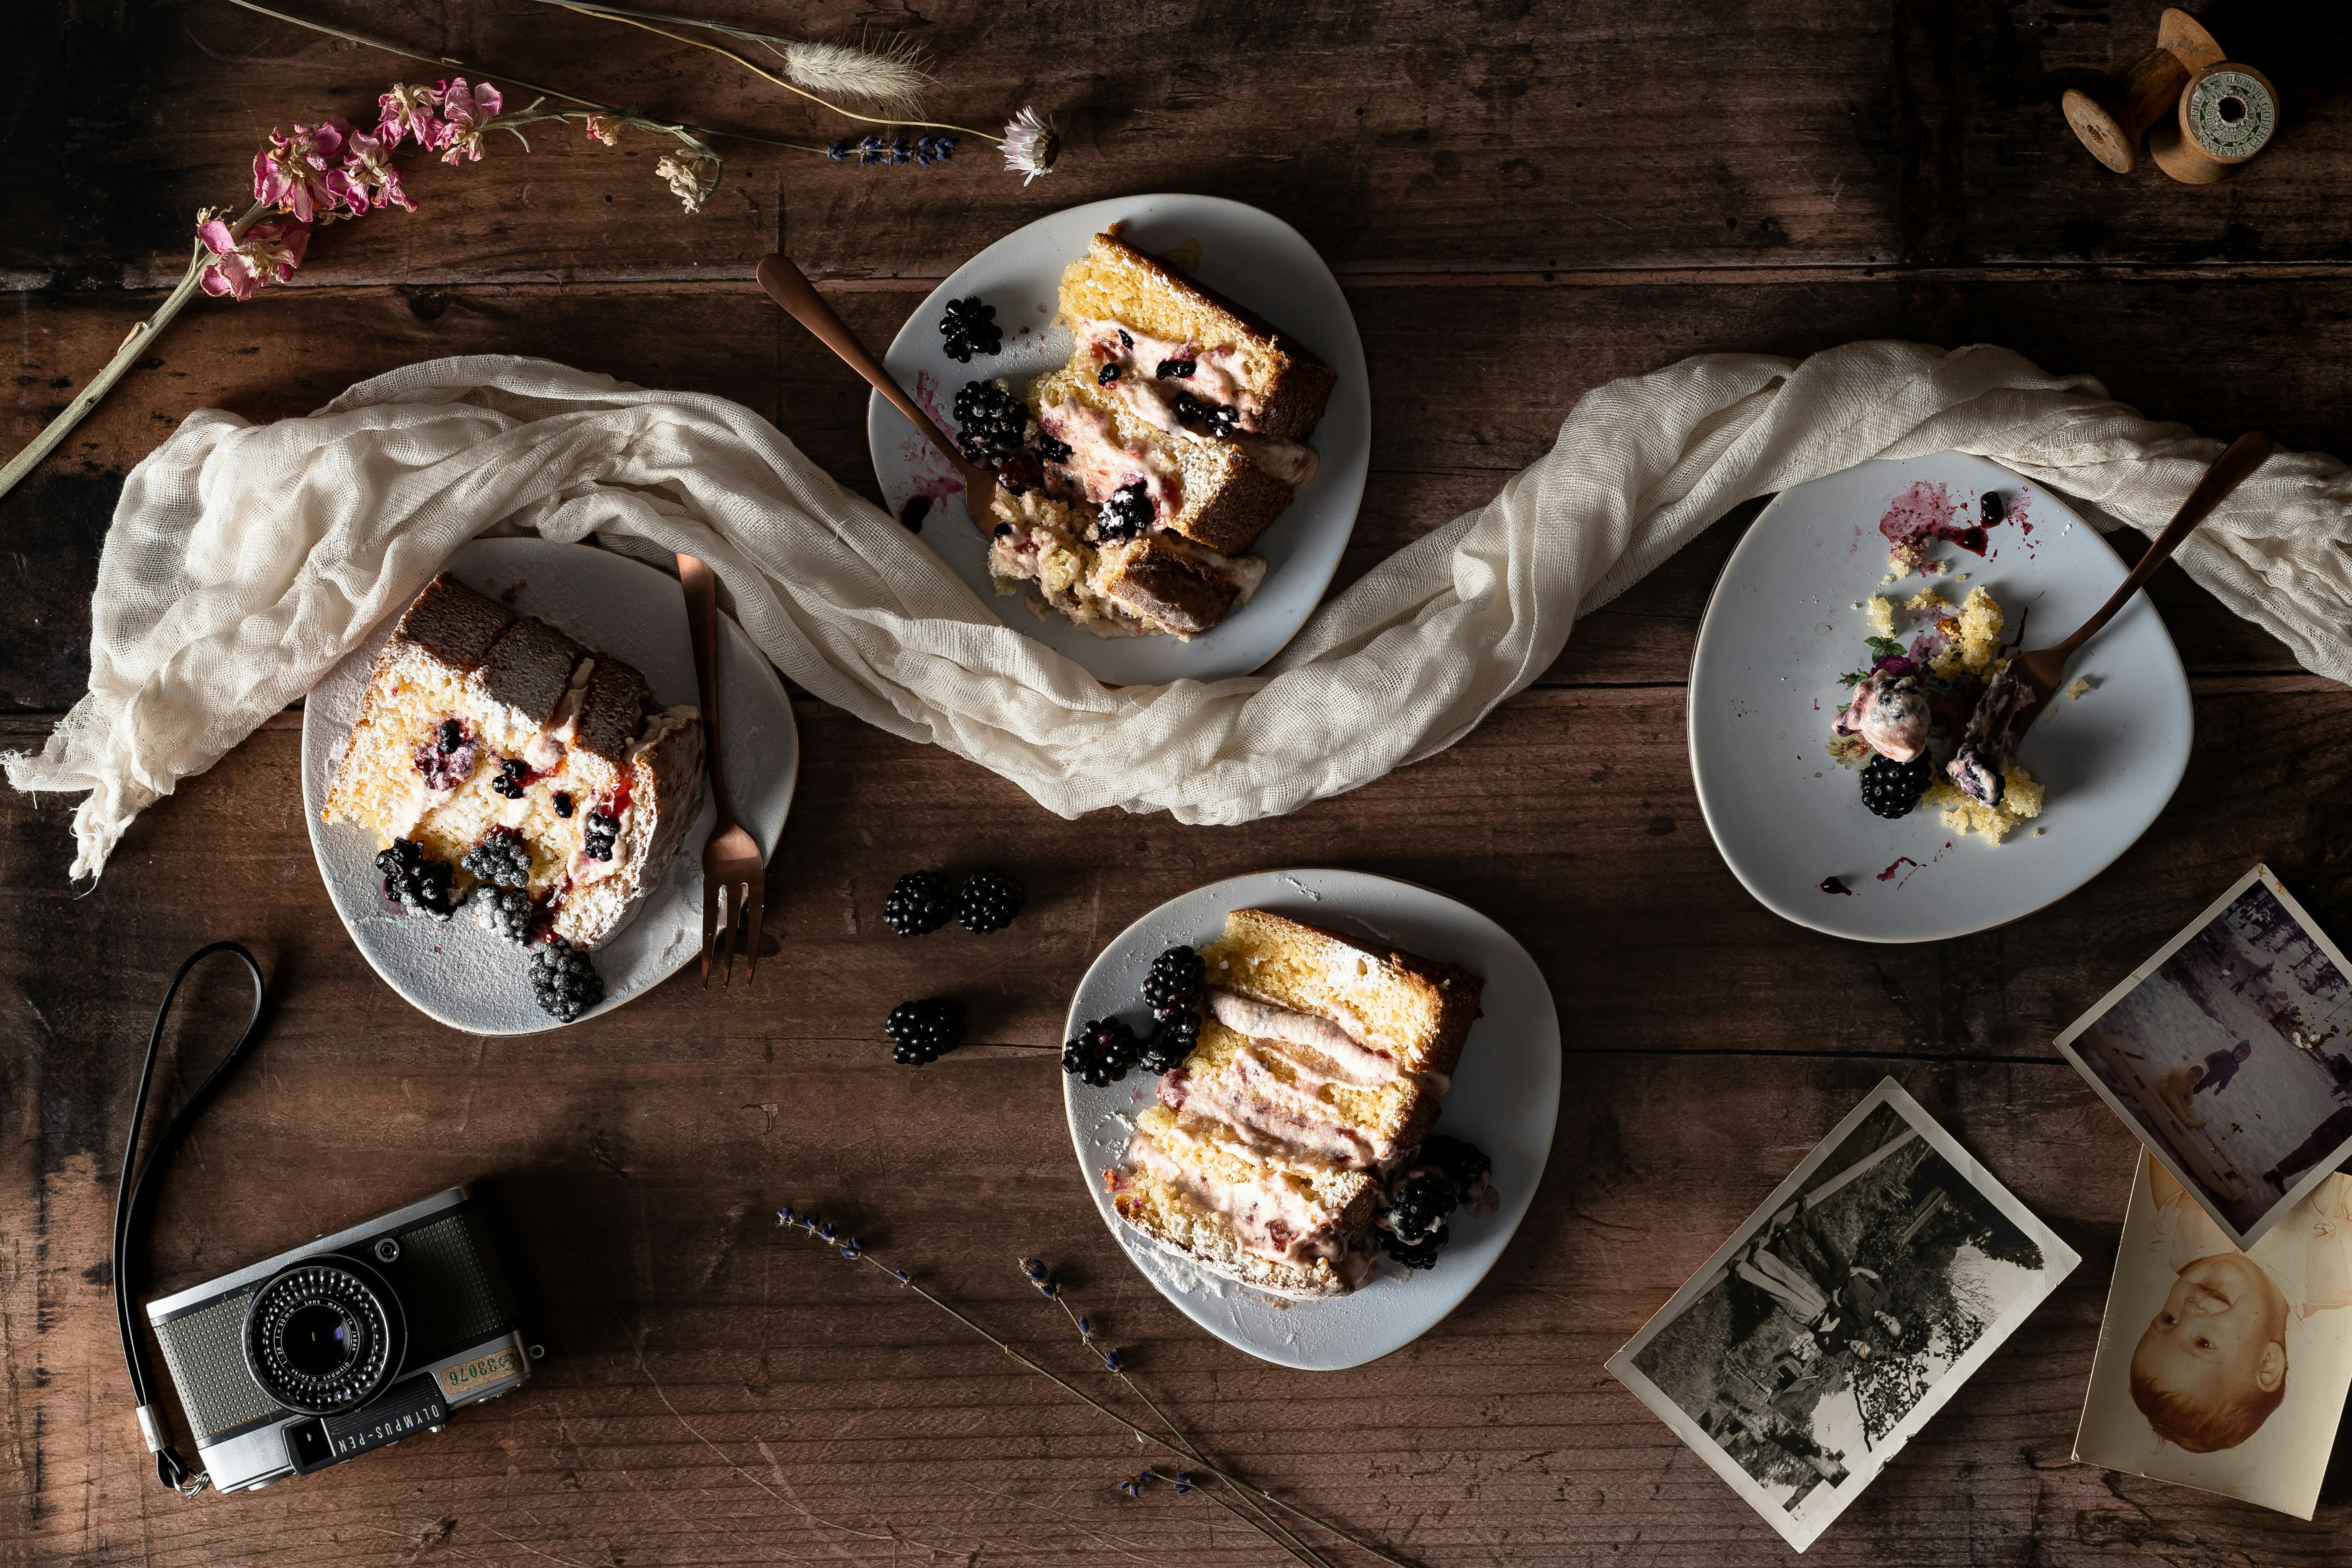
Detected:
left=1063, top=1017, right=1141, bottom=1087
left=461, top=827, right=530, bottom=889
left=952, top=379, right=1026, bottom=468
left=883, top=870, right=957, bottom=936
left=955, top=869, right=1024, bottom=934
left=1859, top=752, right=1935, bottom=819
left=885, top=998, right=965, bottom=1066
left=376, top=838, right=456, bottom=920
left=1142, top=945, right=1205, bottom=1020
left=528, top=938, right=604, bottom=1022
left=936, top=296, right=1001, bottom=363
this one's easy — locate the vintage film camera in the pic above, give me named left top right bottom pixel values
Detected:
left=143, top=1187, right=539, bottom=1494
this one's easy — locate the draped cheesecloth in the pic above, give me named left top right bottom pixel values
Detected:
left=12, top=340, right=2352, bottom=880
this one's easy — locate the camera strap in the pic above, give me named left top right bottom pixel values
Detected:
left=114, top=941, right=270, bottom=1499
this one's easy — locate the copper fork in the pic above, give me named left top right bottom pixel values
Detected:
left=676, top=552, right=765, bottom=986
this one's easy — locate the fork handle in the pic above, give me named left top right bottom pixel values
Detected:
left=675, top=552, right=739, bottom=833
left=2050, top=429, right=2271, bottom=662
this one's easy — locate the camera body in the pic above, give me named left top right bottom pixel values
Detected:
left=145, top=1187, right=537, bottom=1494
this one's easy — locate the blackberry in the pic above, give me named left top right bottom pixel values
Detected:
left=1418, top=1133, right=1492, bottom=1199
left=1154, top=358, right=1196, bottom=380
left=1859, top=752, right=1935, bottom=819
left=1063, top=1017, right=1140, bottom=1087
left=1382, top=1167, right=1459, bottom=1244
left=1036, top=434, right=1073, bottom=466
left=882, top=870, right=956, bottom=937
left=1980, top=488, right=2004, bottom=526
left=1136, top=1008, right=1199, bottom=1074
left=528, top=938, right=604, bottom=1022
left=1096, top=361, right=1120, bottom=386
left=1142, top=946, right=1205, bottom=1020
left=376, top=838, right=456, bottom=920
left=952, top=379, right=1026, bottom=468
left=1117, top=329, right=1133, bottom=349
left=1097, top=482, right=1153, bottom=541
left=490, top=756, right=530, bottom=800
left=436, top=718, right=466, bottom=753
left=461, top=827, right=530, bottom=889
left=1174, top=392, right=1237, bottom=439
left=1378, top=1224, right=1448, bottom=1270
left=553, top=791, right=575, bottom=818
left=900, top=494, right=931, bottom=533
left=885, top=997, right=964, bottom=1065
left=582, top=811, right=620, bottom=862
left=412, top=724, right=477, bottom=791
left=956, top=869, right=1024, bottom=934
left=476, top=885, right=536, bottom=945
left=937, top=296, right=1002, bottom=363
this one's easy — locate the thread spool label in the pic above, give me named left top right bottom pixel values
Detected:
left=2186, top=70, right=2276, bottom=160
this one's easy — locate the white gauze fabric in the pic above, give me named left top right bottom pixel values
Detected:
left=11, top=340, right=2352, bottom=879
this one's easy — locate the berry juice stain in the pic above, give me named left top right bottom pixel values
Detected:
left=1819, top=876, right=1854, bottom=896
left=1876, top=855, right=1924, bottom=890
left=1880, top=480, right=1989, bottom=557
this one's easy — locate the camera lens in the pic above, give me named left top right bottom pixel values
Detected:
left=242, top=1257, right=406, bottom=1415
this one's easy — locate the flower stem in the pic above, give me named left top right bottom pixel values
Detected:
left=544, top=2, right=1004, bottom=143
left=0, top=200, right=267, bottom=507
left=218, top=0, right=826, bottom=153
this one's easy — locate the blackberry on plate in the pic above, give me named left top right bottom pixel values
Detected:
left=1418, top=1133, right=1492, bottom=1199
left=1378, top=1223, right=1449, bottom=1270
left=937, top=296, right=1002, bottom=363
left=1142, top=945, right=1205, bottom=1020
left=885, top=997, right=965, bottom=1065
left=1097, top=481, right=1153, bottom=541
left=952, top=379, right=1026, bottom=468
left=462, top=826, right=531, bottom=889
left=1036, top=433, right=1073, bottom=466
left=883, top=870, right=957, bottom=937
left=956, top=869, right=1024, bottom=934
left=490, top=756, right=530, bottom=800
left=476, top=886, right=536, bottom=945
left=582, top=811, right=620, bottom=862
left=1980, top=488, right=2005, bottom=526
left=1136, top=1008, right=1199, bottom=1074
left=528, top=938, right=604, bottom=1022
left=1382, top=1167, right=1459, bottom=1244
left=1859, top=752, right=1935, bottom=819
left=377, top=838, right=456, bottom=920
left=1063, top=1017, right=1140, bottom=1087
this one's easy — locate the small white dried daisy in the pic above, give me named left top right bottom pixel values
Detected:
left=1001, top=106, right=1059, bottom=185
left=656, top=150, right=721, bottom=213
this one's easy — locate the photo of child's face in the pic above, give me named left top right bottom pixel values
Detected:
left=2130, top=1252, right=2289, bottom=1449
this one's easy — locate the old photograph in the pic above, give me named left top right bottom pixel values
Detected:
left=2075, top=1153, right=2352, bottom=1519
left=1606, top=1079, right=2079, bottom=1552
left=2057, top=864, right=2352, bottom=1249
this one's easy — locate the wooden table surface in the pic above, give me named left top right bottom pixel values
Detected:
left=7, top=1, right=2352, bottom=1563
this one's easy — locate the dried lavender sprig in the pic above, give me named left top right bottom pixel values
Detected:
left=776, top=1213, right=1409, bottom=1567
left=1037, top=1269, right=1336, bottom=1568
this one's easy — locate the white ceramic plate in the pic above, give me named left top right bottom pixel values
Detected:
left=1063, top=869, right=1560, bottom=1371
left=300, top=539, right=798, bottom=1033
left=1689, top=453, right=2192, bottom=943
left=867, top=193, right=1371, bottom=685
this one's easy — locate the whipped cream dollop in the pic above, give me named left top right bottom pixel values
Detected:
left=1836, top=671, right=1931, bottom=762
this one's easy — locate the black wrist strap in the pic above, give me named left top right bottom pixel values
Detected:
left=114, top=942, right=270, bottom=1499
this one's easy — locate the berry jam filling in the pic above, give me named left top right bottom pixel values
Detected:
left=1173, top=392, right=1239, bottom=439
left=412, top=722, right=479, bottom=791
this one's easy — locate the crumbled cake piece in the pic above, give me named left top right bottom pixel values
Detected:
left=1904, top=588, right=1951, bottom=615
left=1864, top=596, right=1896, bottom=636
left=2067, top=677, right=2092, bottom=700
left=1923, top=766, right=2044, bottom=843
left=1928, top=585, right=2005, bottom=679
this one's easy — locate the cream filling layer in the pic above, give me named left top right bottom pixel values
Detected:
left=1127, top=1124, right=1345, bottom=1267
left=1077, top=318, right=1317, bottom=488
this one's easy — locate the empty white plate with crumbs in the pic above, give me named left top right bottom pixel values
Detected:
left=300, top=539, right=798, bottom=1033
left=1689, top=453, right=2192, bottom=943
left=1062, top=869, right=1560, bottom=1371
left=867, top=193, right=1370, bottom=686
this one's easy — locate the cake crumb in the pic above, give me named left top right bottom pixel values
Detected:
left=1904, top=588, right=1952, bottom=615
left=2067, top=676, right=2092, bottom=700
left=1924, top=765, right=2044, bottom=843
left=1864, top=596, right=1896, bottom=636
left=2032, top=827, right=2045, bottom=836
left=1929, top=586, right=2005, bottom=679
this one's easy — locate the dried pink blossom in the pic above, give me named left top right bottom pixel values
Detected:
left=434, top=78, right=504, bottom=165
left=1000, top=107, right=1059, bottom=185
left=197, top=217, right=311, bottom=302
left=253, top=119, right=352, bottom=223
left=582, top=113, right=622, bottom=147
left=378, top=82, right=447, bottom=150
left=338, top=125, right=414, bottom=213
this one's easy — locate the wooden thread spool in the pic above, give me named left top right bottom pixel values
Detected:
left=2150, top=62, right=2281, bottom=184
left=2061, top=7, right=2224, bottom=175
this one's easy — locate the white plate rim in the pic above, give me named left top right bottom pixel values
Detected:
left=1687, top=453, right=2192, bottom=944
left=298, top=538, right=799, bottom=1033
left=866, top=191, right=1371, bottom=685
left=1060, top=868, right=1561, bottom=1371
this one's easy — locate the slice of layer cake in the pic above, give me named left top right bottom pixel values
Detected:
left=323, top=573, right=704, bottom=950
left=981, top=226, right=1337, bottom=639
left=1107, top=909, right=1485, bottom=1298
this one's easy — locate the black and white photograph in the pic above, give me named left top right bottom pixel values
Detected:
left=2075, top=1153, right=2352, bottom=1520
left=2056, top=864, right=2352, bottom=1250
left=1605, top=1079, right=2079, bottom=1552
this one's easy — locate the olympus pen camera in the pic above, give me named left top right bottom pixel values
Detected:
left=144, top=1188, right=538, bottom=1493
